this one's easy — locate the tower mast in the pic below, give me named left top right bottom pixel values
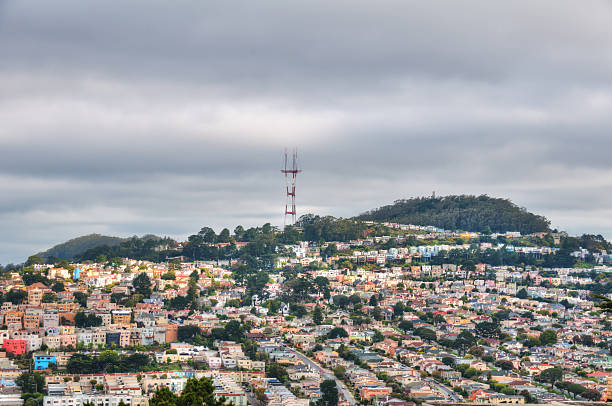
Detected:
left=281, top=148, right=301, bottom=227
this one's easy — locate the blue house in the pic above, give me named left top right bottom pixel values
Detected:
left=73, top=267, right=81, bottom=280
left=34, top=354, right=57, bottom=370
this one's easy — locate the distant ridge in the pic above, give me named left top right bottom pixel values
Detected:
left=36, top=233, right=125, bottom=260
left=357, top=194, right=551, bottom=234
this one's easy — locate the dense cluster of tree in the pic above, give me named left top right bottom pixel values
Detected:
left=150, top=377, right=228, bottom=406
left=35, top=234, right=126, bottom=261
left=319, top=380, right=339, bottom=406
left=66, top=351, right=153, bottom=374
left=177, top=320, right=244, bottom=347
left=297, top=215, right=367, bottom=242
left=77, top=236, right=178, bottom=263
left=566, top=234, right=612, bottom=252
left=428, top=246, right=578, bottom=269
left=74, top=312, right=103, bottom=328
left=16, top=372, right=45, bottom=406
left=25, top=215, right=373, bottom=266
left=357, top=195, right=551, bottom=234
left=2, top=289, right=28, bottom=304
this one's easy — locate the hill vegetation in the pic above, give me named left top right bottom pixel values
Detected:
left=76, top=235, right=176, bottom=263
left=36, top=234, right=125, bottom=261
left=22, top=195, right=570, bottom=266
left=357, top=195, right=551, bottom=234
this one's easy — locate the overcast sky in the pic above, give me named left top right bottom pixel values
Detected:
left=2, top=1, right=612, bottom=264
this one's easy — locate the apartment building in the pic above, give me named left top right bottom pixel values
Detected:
left=112, top=310, right=132, bottom=326
left=43, top=395, right=147, bottom=406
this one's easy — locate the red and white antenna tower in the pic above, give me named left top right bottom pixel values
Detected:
left=281, top=148, right=301, bottom=227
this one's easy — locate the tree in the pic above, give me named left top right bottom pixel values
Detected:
left=218, top=228, right=231, bottom=243
left=468, top=345, right=484, bottom=357
left=516, top=288, right=528, bottom=299
left=332, top=295, right=350, bottom=308
left=178, top=325, right=204, bottom=343
left=442, top=356, right=455, bottom=367
left=398, top=320, right=413, bottom=332
left=267, top=363, right=289, bottom=383
left=539, top=329, right=558, bottom=346
left=21, top=271, right=49, bottom=286
left=357, top=195, right=550, bottom=234
left=199, top=227, right=217, bottom=244
left=495, top=360, right=515, bottom=371
left=167, top=259, right=181, bottom=272
left=323, top=243, right=338, bottom=259
left=581, top=388, right=601, bottom=401
left=223, top=320, right=243, bottom=342
left=393, top=302, right=404, bottom=318
left=414, top=327, right=436, bottom=341
left=51, top=281, right=65, bottom=292
left=25, top=255, right=45, bottom=266
left=246, top=271, right=269, bottom=297
left=42, top=292, right=57, bottom=303
left=348, top=294, right=361, bottom=306
left=319, top=379, right=339, bottom=406
left=562, top=382, right=586, bottom=397
left=150, top=377, right=228, bottom=406
left=74, top=291, right=88, bottom=307
left=24, top=397, right=41, bottom=406
left=5, top=289, right=27, bottom=304
left=593, top=294, right=612, bottom=313
left=74, top=312, right=102, bottom=328
left=455, top=331, right=476, bottom=354
left=17, top=372, right=45, bottom=393
left=179, top=376, right=225, bottom=406
left=132, top=273, right=152, bottom=297
left=290, top=304, right=307, bottom=318
left=333, top=365, right=346, bottom=379
left=433, top=313, right=445, bottom=325
left=476, top=321, right=501, bottom=339
left=372, top=330, right=384, bottom=343
left=536, top=367, right=563, bottom=385
left=313, top=306, right=323, bottom=325
left=254, top=387, right=267, bottom=402
left=463, top=367, right=479, bottom=378
left=234, top=226, right=245, bottom=240
left=328, top=327, right=348, bottom=339
left=313, top=276, right=330, bottom=295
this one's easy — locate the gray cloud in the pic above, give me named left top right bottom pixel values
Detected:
left=1, top=0, right=612, bottom=263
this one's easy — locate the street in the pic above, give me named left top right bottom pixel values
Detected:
left=425, top=378, right=463, bottom=403
left=282, top=345, right=358, bottom=406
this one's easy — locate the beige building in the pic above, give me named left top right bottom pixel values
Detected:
left=28, top=288, right=44, bottom=306
left=112, top=310, right=132, bottom=325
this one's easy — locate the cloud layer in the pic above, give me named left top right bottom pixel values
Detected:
left=2, top=0, right=612, bottom=263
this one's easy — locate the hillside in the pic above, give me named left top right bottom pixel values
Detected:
left=36, top=234, right=125, bottom=260
left=357, top=195, right=551, bottom=234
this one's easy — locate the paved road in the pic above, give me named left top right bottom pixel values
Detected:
left=425, top=378, right=463, bottom=403
left=282, top=345, right=358, bottom=405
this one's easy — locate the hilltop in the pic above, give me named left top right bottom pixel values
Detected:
left=357, top=194, right=551, bottom=234
left=36, top=233, right=125, bottom=261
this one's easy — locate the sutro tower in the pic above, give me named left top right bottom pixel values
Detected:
left=281, top=148, right=301, bottom=227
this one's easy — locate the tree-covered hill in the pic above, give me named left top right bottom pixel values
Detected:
left=357, top=195, right=551, bottom=234
left=36, top=233, right=126, bottom=260
left=76, top=235, right=178, bottom=263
